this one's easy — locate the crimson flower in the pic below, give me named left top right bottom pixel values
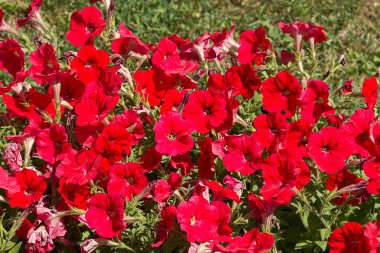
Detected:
left=362, top=76, right=378, bottom=111
left=28, top=43, right=60, bottom=85
left=17, top=0, right=46, bottom=30
left=209, top=26, right=239, bottom=60
left=154, top=112, right=194, bottom=156
left=364, top=219, right=380, bottom=253
left=363, top=160, right=380, bottom=194
left=196, top=137, right=216, bottom=179
left=66, top=6, right=106, bottom=47
left=94, top=123, right=133, bottom=162
left=308, top=126, right=354, bottom=174
left=328, top=222, right=371, bottom=253
left=222, top=134, right=263, bottom=176
left=58, top=178, right=90, bottom=210
left=300, top=79, right=334, bottom=123
left=261, top=70, right=301, bottom=117
left=7, top=169, right=47, bottom=209
left=85, top=193, right=126, bottom=238
left=107, top=162, right=148, bottom=200
left=223, top=228, right=274, bottom=253
left=154, top=172, right=182, bottom=203
left=0, top=166, right=20, bottom=192
left=70, top=46, right=110, bottom=83
left=182, top=90, right=228, bottom=134
left=177, top=196, right=232, bottom=243
left=248, top=193, right=279, bottom=224
left=342, top=109, right=377, bottom=157
left=36, top=124, right=73, bottom=164
left=152, top=206, right=177, bottom=248
left=261, top=151, right=310, bottom=204
left=111, top=109, right=145, bottom=146
left=227, top=64, right=262, bottom=99
left=0, top=39, right=25, bottom=76
left=287, top=119, right=313, bottom=158
left=238, top=27, right=272, bottom=65
left=111, top=23, right=149, bottom=58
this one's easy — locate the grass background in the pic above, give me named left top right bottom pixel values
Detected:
left=1, top=0, right=380, bottom=83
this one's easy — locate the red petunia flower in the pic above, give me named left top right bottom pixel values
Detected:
left=70, top=46, right=110, bottom=83
left=362, top=76, right=378, bottom=111
left=0, top=39, right=25, bottom=76
left=196, top=137, right=216, bottom=179
left=111, top=109, right=145, bottom=146
left=0, top=8, right=18, bottom=34
left=238, top=27, right=272, bottom=65
left=94, top=123, right=133, bottom=162
left=300, top=79, right=335, bottom=123
left=75, top=82, right=119, bottom=127
left=7, top=169, right=47, bottom=209
left=139, top=147, right=163, bottom=172
left=223, top=228, right=274, bottom=253
left=111, top=23, right=149, bottom=59
left=328, top=222, right=371, bottom=253
left=182, top=90, right=228, bottom=134
left=209, top=25, right=239, bottom=60
left=280, top=49, right=295, bottom=65
left=364, top=219, right=380, bottom=253
left=17, top=0, right=47, bottom=31
left=326, top=170, right=366, bottom=205
left=222, top=134, right=263, bottom=176
left=363, top=160, right=380, bottom=194
left=227, top=63, right=262, bottom=99
left=308, top=126, right=354, bottom=174
left=66, top=6, right=106, bottom=47
left=28, top=43, right=60, bottom=85
left=0, top=166, right=20, bottom=192
left=253, top=112, right=289, bottom=153
left=57, top=148, right=100, bottom=185
left=58, top=178, right=90, bottom=210
left=152, top=206, right=177, bottom=248
left=287, top=119, right=313, bottom=158
left=2, top=143, right=23, bottom=172
left=261, top=151, right=310, bottom=204
left=85, top=193, right=126, bottom=238
left=248, top=193, right=279, bottom=224
left=160, top=89, right=186, bottom=115
left=261, top=70, right=302, bottom=117
left=154, top=112, right=194, bottom=156
left=36, top=123, right=73, bottom=164
left=342, top=109, right=377, bottom=157
left=107, top=162, right=148, bottom=201
left=154, top=172, right=182, bottom=203
left=176, top=195, right=232, bottom=243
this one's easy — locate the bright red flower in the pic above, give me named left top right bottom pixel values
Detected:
left=111, top=109, right=145, bottom=146
left=57, top=149, right=100, bottom=185
left=203, top=180, right=241, bottom=203
left=209, top=25, right=239, bottom=60
left=16, top=218, right=32, bottom=240
left=0, top=8, right=18, bottom=34
left=207, top=72, right=242, bottom=98
left=238, top=27, right=272, bottom=65
left=326, top=170, right=366, bottom=205
left=154, top=172, right=182, bottom=203
left=362, top=76, right=378, bottom=111
left=196, top=137, right=216, bottom=179
left=363, top=160, right=380, bottom=194
left=177, top=196, right=232, bottom=243
left=342, top=109, right=377, bottom=157
left=107, top=162, right=148, bottom=201
left=58, top=75, right=85, bottom=107
left=58, top=178, right=90, bottom=210
left=94, top=123, right=133, bottom=162
left=223, top=228, right=274, bottom=253
left=17, top=0, right=46, bottom=30
left=36, top=124, right=73, bottom=164
left=0, top=39, right=25, bottom=76
left=227, top=63, right=262, bottom=99
left=287, top=119, right=313, bottom=158
left=364, top=219, right=380, bottom=253
left=253, top=112, right=289, bottom=153
left=300, top=79, right=335, bottom=123
left=0, top=166, right=20, bottom=192
left=170, top=152, right=194, bottom=175
left=66, top=6, right=106, bottom=47
left=111, top=23, right=149, bottom=58
left=248, top=193, right=279, bottom=224
left=279, top=21, right=326, bottom=43
left=222, top=134, right=263, bottom=176
left=75, top=82, right=119, bottom=127
left=261, top=151, right=310, bottom=204
left=280, top=49, right=295, bottom=65
left=7, top=169, right=47, bottom=209
left=261, top=71, right=301, bottom=117
left=182, top=90, right=228, bottom=134
left=70, top=46, right=110, bottom=83
left=85, top=193, right=126, bottom=238
left=159, top=89, right=186, bottom=115
left=308, top=126, right=354, bottom=174
left=152, top=206, right=177, bottom=248
left=328, top=222, right=371, bottom=253
left=139, top=147, right=163, bottom=172
left=154, top=112, right=194, bottom=156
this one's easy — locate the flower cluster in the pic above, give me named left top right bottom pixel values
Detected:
left=0, top=0, right=379, bottom=252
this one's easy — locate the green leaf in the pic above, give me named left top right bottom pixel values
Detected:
left=315, top=240, right=328, bottom=251
left=295, top=240, right=312, bottom=250
left=8, top=241, right=23, bottom=253
left=320, top=227, right=331, bottom=241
